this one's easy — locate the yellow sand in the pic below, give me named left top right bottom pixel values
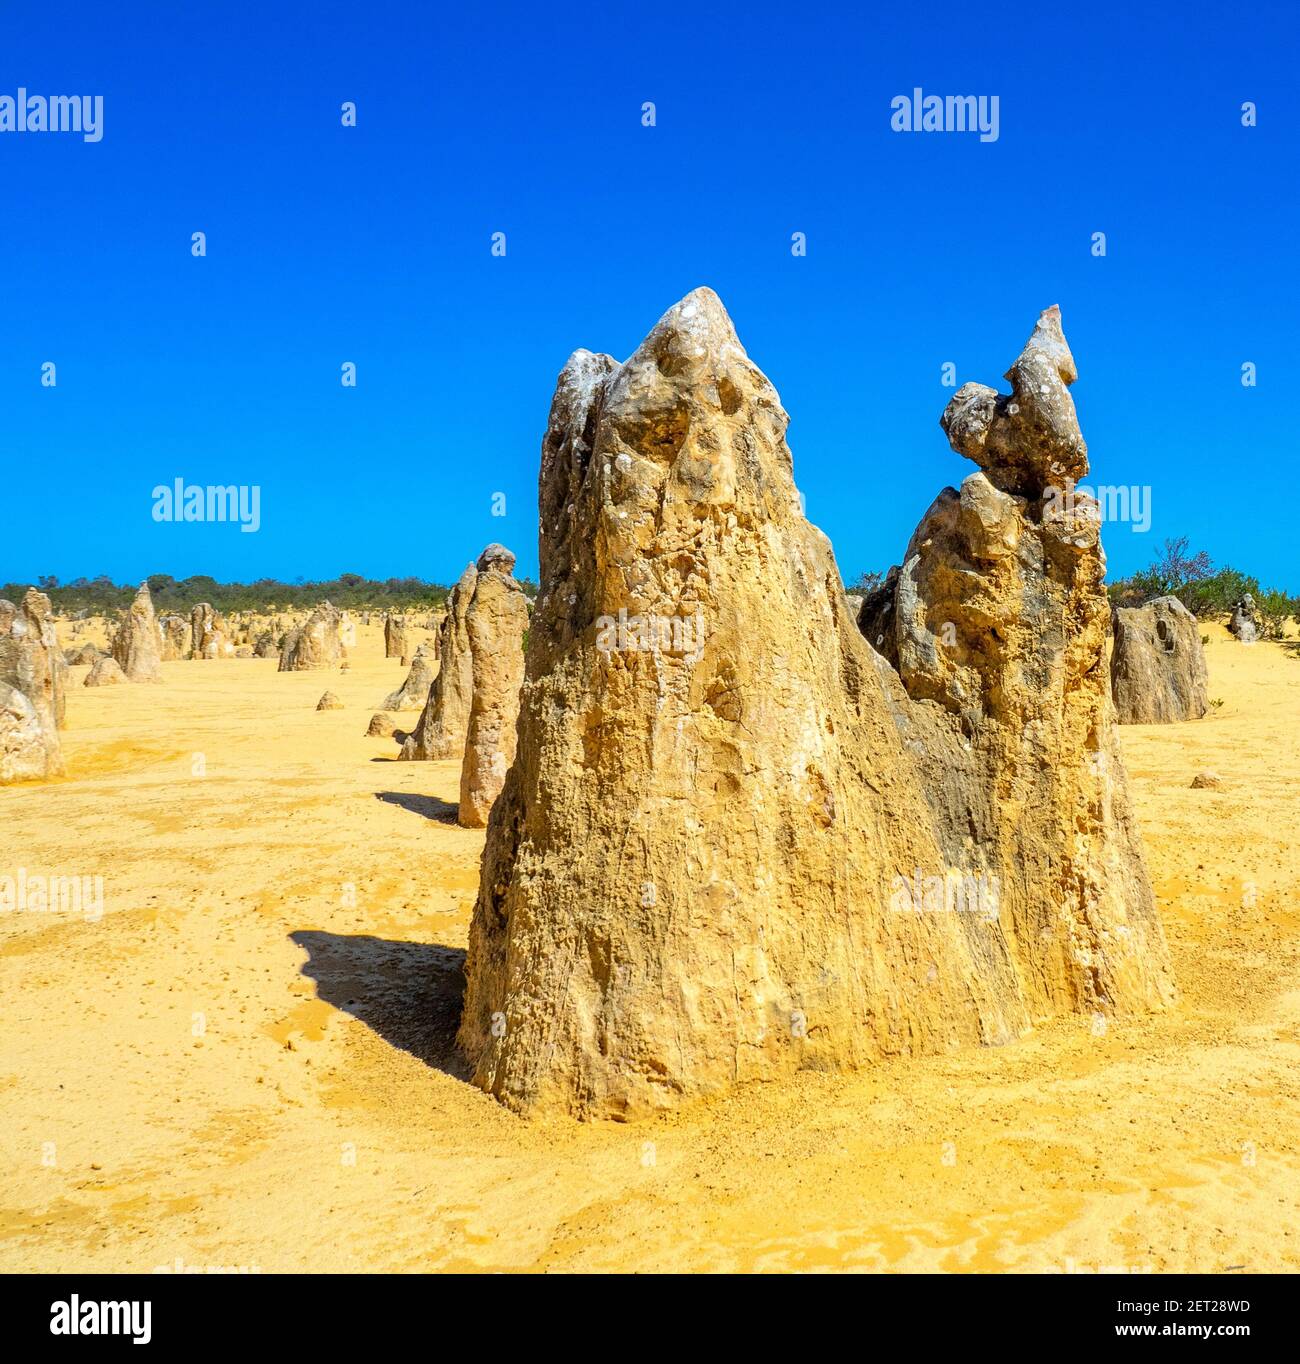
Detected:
left=1, top=620, right=1297, bottom=1272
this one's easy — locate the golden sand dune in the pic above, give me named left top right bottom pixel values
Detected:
left=1, top=620, right=1297, bottom=1272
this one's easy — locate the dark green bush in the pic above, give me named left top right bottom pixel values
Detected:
left=1108, top=538, right=1297, bottom=630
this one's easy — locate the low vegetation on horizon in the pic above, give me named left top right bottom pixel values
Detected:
left=1107, top=537, right=1299, bottom=639
left=9, top=540, right=1293, bottom=641
left=2, top=572, right=540, bottom=618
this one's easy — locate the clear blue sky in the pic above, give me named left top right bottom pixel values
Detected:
left=2, top=1, right=1296, bottom=590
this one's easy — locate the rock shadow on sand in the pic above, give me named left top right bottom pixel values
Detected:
left=373, top=790, right=459, bottom=823
left=290, top=930, right=469, bottom=1079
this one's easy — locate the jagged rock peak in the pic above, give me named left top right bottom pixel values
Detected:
left=940, top=304, right=1088, bottom=494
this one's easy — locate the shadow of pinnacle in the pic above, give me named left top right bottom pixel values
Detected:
left=289, top=930, right=469, bottom=1079
left=373, top=790, right=460, bottom=823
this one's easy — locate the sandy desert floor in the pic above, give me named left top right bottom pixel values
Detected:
left=1, top=619, right=1297, bottom=1273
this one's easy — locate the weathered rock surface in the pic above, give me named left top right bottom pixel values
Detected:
left=381, top=643, right=437, bottom=711
left=1190, top=771, right=1222, bottom=789
left=458, top=547, right=528, bottom=828
left=457, top=291, right=1174, bottom=1119
left=366, top=712, right=396, bottom=737
left=1110, top=596, right=1209, bottom=724
left=399, top=565, right=477, bottom=761
left=67, top=642, right=102, bottom=667
left=1228, top=595, right=1261, bottom=643
left=158, top=614, right=190, bottom=661
left=8, top=593, right=68, bottom=734
left=279, top=603, right=343, bottom=671
left=0, top=683, right=49, bottom=783
left=253, top=631, right=280, bottom=659
left=190, top=604, right=233, bottom=659
left=316, top=691, right=343, bottom=710
left=940, top=307, right=1088, bottom=494
left=384, top=614, right=407, bottom=659
left=85, top=656, right=127, bottom=687
left=0, top=592, right=65, bottom=781
left=110, top=582, right=164, bottom=682
left=861, top=305, right=1173, bottom=1022
left=476, top=543, right=517, bottom=576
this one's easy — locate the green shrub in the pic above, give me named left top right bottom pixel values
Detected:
left=1109, top=539, right=1297, bottom=630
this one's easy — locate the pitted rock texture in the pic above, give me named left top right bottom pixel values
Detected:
left=399, top=564, right=477, bottom=761
left=939, top=306, right=1087, bottom=495
left=458, top=548, right=528, bottom=828
left=1111, top=596, right=1209, bottom=724
left=457, top=292, right=1174, bottom=1119
left=865, top=306, right=1173, bottom=1027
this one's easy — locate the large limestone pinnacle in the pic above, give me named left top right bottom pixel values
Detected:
left=871, top=306, right=1175, bottom=1023
left=460, top=290, right=1038, bottom=1117
left=458, top=292, right=1174, bottom=1119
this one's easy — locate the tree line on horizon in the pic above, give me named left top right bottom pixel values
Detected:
left=8, top=549, right=1293, bottom=638
left=1, top=572, right=535, bottom=618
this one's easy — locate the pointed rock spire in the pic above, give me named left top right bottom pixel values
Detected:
left=111, top=581, right=164, bottom=682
